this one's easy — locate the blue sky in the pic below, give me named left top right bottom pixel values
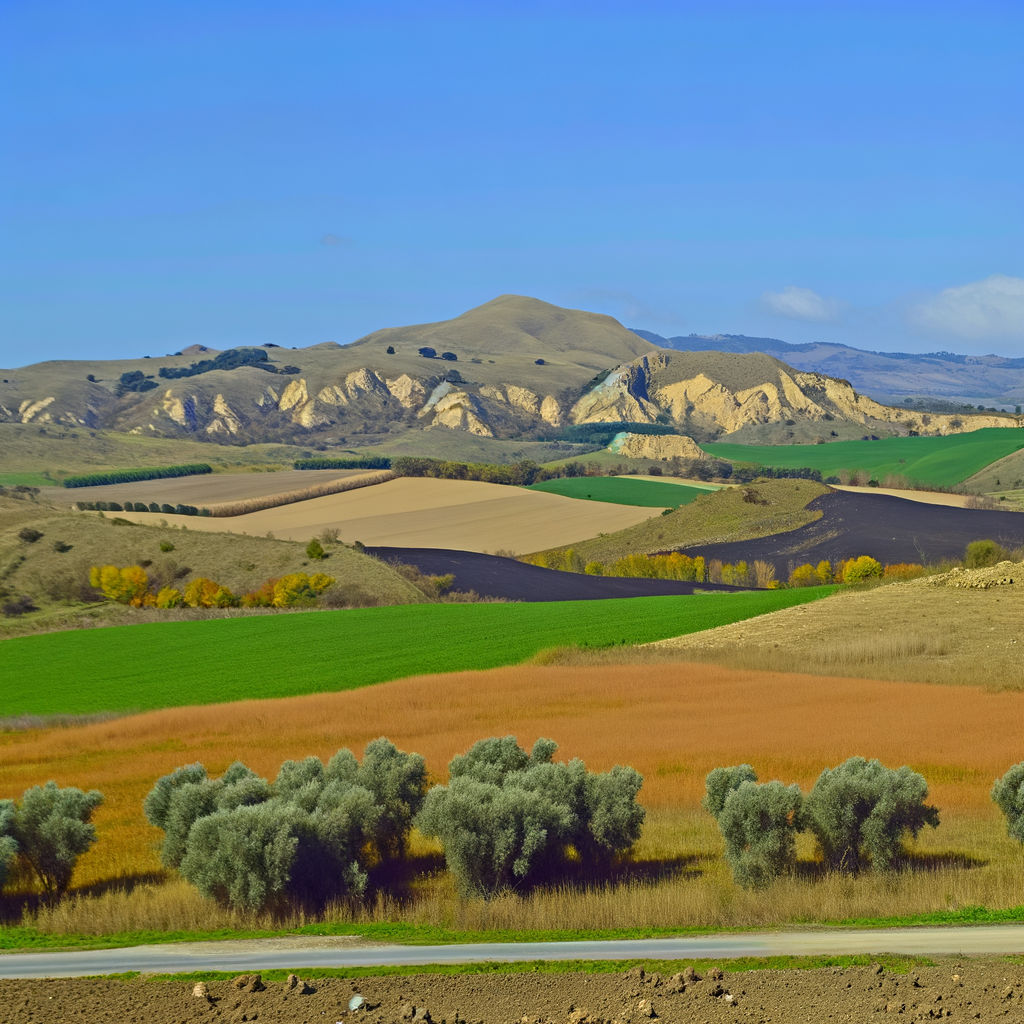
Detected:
left=1, top=0, right=1022, bottom=365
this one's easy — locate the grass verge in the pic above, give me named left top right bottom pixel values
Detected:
left=0, top=589, right=833, bottom=714
left=96, top=955, right=933, bottom=983
left=4, top=905, right=1022, bottom=953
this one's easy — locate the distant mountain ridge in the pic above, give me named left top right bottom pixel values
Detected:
left=631, top=329, right=1024, bottom=404
left=1, top=296, right=1019, bottom=454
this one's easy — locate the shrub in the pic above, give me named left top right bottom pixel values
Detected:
left=89, top=564, right=154, bottom=606
left=702, top=765, right=758, bottom=819
left=965, top=539, right=1009, bottom=568
left=271, top=572, right=335, bottom=607
left=156, top=587, right=184, bottom=609
left=992, top=762, right=1024, bottom=843
left=294, top=457, right=391, bottom=470
left=0, top=801, right=18, bottom=890
left=584, top=562, right=604, bottom=575
left=416, top=737, right=644, bottom=897
left=803, top=757, right=939, bottom=872
left=305, top=538, right=326, bottom=560
left=52, top=540, right=72, bottom=553
left=840, top=556, right=883, bottom=584
left=717, top=780, right=804, bottom=888
left=183, top=577, right=237, bottom=608
left=160, top=541, right=175, bottom=552
left=10, top=782, right=104, bottom=898
left=1, top=596, right=37, bottom=617
left=18, top=528, right=43, bottom=544
left=144, top=742, right=424, bottom=911
left=883, top=562, right=925, bottom=581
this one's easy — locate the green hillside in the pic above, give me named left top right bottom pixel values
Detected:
left=704, top=428, right=1024, bottom=489
left=1, top=590, right=832, bottom=715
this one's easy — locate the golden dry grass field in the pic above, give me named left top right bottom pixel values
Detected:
left=5, top=660, right=1024, bottom=934
left=113, top=476, right=662, bottom=551
left=641, top=564, right=1024, bottom=688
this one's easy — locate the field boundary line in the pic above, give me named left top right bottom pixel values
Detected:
left=207, top=470, right=396, bottom=516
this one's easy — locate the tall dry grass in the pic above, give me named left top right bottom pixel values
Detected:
left=3, top=658, right=1024, bottom=937
left=26, top=812, right=1024, bottom=937
left=207, top=470, right=394, bottom=516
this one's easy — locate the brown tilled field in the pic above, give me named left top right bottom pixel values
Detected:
left=5, top=661, right=1024, bottom=934
left=3, top=960, right=1020, bottom=1024
left=115, top=477, right=661, bottom=550
left=38, top=468, right=366, bottom=507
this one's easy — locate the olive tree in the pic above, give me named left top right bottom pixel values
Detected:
left=10, top=782, right=104, bottom=898
left=716, top=780, right=803, bottom=889
left=803, top=757, right=939, bottom=871
left=0, top=800, right=18, bottom=890
left=416, top=736, right=645, bottom=897
left=144, top=739, right=421, bottom=911
left=702, top=765, right=758, bottom=819
left=992, top=762, right=1024, bottom=843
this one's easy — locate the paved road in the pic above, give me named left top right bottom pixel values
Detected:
left=4, top=927, right=1024, bottom=978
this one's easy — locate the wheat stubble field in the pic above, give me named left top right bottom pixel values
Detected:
left=5, top=659, right=1024, bottom=936
left=114, top=476, right=663, bottom=550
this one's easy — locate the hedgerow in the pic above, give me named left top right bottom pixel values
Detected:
left=62, top=464, right=212, bottom=488
left=294, top=457, right=391, bottom=470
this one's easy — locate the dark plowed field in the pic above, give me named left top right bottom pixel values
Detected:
left=367, top=547, right=745, bottom=601
left=681, top=490, right=1024, bottom=574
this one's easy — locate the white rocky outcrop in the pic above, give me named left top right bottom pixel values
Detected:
left=386, top=374, right=427, bottom=409
left=18, top=396, right=55, bottom=423
left=609, top=432, right=708, bottom=461
left=205, top=394, right=242, bottom=435
left=571, top=365, right=659, bottom=424
left=428, top=390, right=494, bottom=436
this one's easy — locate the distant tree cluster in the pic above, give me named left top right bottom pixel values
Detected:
left=63, top=464, right=212, bottom=489
left=158, top=348, right=299, bottom=379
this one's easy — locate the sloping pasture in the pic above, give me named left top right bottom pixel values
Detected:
left=0, top=589, right=830, bottom=715
left=704, top=428, right=1024, bottom=488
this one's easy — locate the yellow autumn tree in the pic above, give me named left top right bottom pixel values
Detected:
left=271, top=572, right=336, bottom=607
left=89, top=564, right=153, bottom=606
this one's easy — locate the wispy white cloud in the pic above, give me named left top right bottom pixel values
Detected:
left=908, top=275, right=1024, bottom=339
left=760, top=286, right=847, bottom=323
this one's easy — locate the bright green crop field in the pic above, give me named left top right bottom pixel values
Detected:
left=1, top=589, right=833, bottom=715
left=704, top=427, right=1024, bottom=488
left=527, top=476, right=711, bottom=507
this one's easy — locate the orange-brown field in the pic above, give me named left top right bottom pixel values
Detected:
left=2, top=660, right=1022, bottom=894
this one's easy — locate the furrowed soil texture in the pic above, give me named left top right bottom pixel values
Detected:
left=2, top=961, right=1021, bottom=1024
left=0, top=590, right=829, bottom=714
left=703, top=428, right=1024, bottom=488
left=3, top=659, right=1024, bottom=912
left=527, top=477, right=705, bottom=508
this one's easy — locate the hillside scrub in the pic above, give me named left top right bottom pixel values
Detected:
left=144, top=739, right=427, bottom=911
left=415, top=737, right=645, bottom=897
left=527, top=479, right=828, bottom=567
left=705, top=760, right=939, bottom=887
left=0, top=495, right=424, bottom=637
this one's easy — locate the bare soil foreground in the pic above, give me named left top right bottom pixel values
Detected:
left=116, top=477, right=661, bottom=550
left=2, top=960, right=1021, bottom=1023
left=682, top=490, right=1024, bottom=573
left=367, top=548, right=745, bottom=600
